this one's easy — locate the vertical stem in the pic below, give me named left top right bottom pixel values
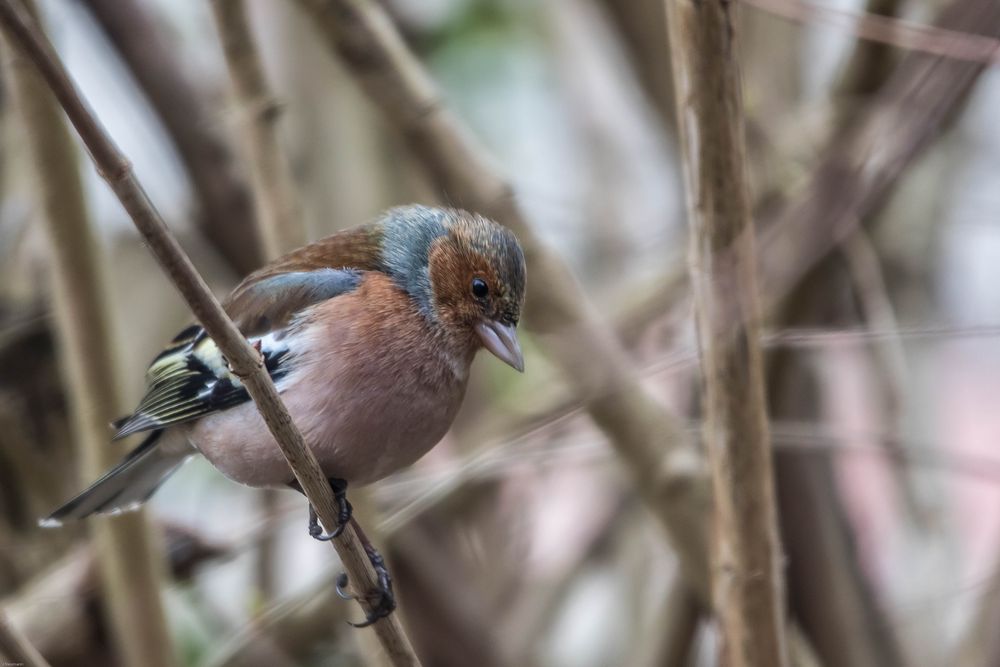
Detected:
left=664, top=1, right=789, bottom=666
left=210, top=0, right=306, bottom=258
left=3, top=4, right=174, bottom=667
left=211, top=0, right=310, bottom=609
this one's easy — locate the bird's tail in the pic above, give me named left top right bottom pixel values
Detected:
left=40, top=430, right=188, bottom=527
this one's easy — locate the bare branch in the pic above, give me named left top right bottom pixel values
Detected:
left=210, top=0, right=306, bottom=258
left=747, top=0, right=1000, bottom=66
left=210, top=0, right=311, bottom=611
left=768, top=264, right=906, bottom=667
left=0, top=3, right=420, bottom=665
left=665, top=0, right=789, bottom=664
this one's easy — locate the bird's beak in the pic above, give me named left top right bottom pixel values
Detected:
left=475, top=320, right=525, bottom=372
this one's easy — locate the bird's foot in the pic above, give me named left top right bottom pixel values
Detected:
left=307, top=478, right=352, bottom=541
left=336, top=542, right=396, bottom=628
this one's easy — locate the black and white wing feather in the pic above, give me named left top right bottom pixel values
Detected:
left=111, top=327, right=293, bottom=439
left=111, top=269, right=363, bottom=439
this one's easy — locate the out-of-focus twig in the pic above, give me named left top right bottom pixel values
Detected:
left=768, top=256, right=906, bottom=667
left=660, top=0, right=1000, bottom=377
left=4, top=3, right=174, bottom=665
left=3, top=524, right=228, bottom=667
left=665, top=0, right=789, bottom=664
left=79, top=0, right=265, bottom=275
left=842, top=231, right=929, bottom=526
left=0, top=611, right=50, bottom=667
left=206, top=569, right=350, bottom=667
left=747, top=0, right=1000, bottom=66
left=596, top=0, right=675, bottom=131
left=210, top=0, right=305, bottom=259
left=210, top=0, right=310, bottom=611
left=0, top=4, right=420, bottom=665
left=834, top=0, right=904, bottom=106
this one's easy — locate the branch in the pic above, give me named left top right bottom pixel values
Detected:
left=0, top=3, right=420, bottom=665
left=768, top=263, right=906, bottom=667
left=210, top=0, right=305, bottom=258
left=645, top=0, right=1000, bottom=409
left=4, top=3, right=174, bottom=665
left=665, top=0, right=789, bottom=665
left=210, top=0, right=311, bottom=611
left=596, top=0, right=676, bottom=131
left=79, top=0, right=265, bottom=275
left=0, top=611, right=50, bottom=667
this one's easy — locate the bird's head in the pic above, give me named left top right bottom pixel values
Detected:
left=380, top=206, right=526, bottom=372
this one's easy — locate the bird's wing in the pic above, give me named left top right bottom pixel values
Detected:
left=111, top=269, right=364, bottom=439
left=225, top=268, right=365, bottom=337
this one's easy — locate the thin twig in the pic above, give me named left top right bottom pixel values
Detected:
left=0, top=611, right=51, bottom=667
left=210, top=0, right=305, bottom=258
left=665, top=0, right=789, bottom=664
left=747, top=0, right=1000, bottom=66
left=0, top=3, right=420, bottom=665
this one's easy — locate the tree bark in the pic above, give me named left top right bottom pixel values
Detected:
left=665, top=0, right=789, bottom=665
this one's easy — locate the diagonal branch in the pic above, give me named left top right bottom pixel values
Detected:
left=0, top=611, right=50, bottom=667
left=0, top=3, right=420, bottom=666
left=4, top=2, right=174, bottom=665
left=79, top=0, right=266, bottom=275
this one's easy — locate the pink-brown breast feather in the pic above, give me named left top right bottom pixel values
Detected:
left=187, top=273, right=471, bottom=487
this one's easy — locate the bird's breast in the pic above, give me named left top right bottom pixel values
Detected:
left=187, top=273, right=470, bottom=487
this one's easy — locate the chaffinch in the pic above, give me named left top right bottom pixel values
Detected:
left=42, top=205, right=526, bottom=622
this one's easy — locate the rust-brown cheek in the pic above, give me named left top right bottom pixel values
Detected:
left=427, top=240, right=497, bottom=332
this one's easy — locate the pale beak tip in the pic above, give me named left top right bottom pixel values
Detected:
left=511, top=354, right=525, bottom=374
left=475, top=320, right=525, bottom=373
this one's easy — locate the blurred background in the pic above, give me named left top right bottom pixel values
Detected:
left=1, top=0, right=999, bottom=665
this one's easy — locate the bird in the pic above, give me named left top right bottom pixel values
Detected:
left=41, top=204, right=526, bottom=625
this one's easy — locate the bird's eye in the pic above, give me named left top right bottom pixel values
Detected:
left=471, top=278, right=489, bottom=298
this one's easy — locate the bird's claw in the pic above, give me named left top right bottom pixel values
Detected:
left=337, top=543, right=396, bottom=628
left=307, top=479, right=352, bottom=541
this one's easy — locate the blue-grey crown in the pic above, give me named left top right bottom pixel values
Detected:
left=378, top=205, right=449, bottom=316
